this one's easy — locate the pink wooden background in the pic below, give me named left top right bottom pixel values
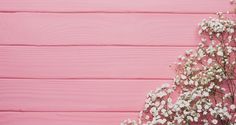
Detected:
left=0, top=1, right=232, bottom=124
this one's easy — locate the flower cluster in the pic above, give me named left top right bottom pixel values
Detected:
left=121, top=16, right=236, bottom=125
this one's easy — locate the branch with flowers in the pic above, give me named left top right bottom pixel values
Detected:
left=121, top=12, right=236, bottom=125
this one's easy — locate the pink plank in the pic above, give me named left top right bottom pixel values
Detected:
left=0, top=79, right=168, bottom=111
left=0, top=0, right=233, bottom=13
left=0, top=13, right=213, bottom=46
left=0, top=112, right=136, bottom=125
left=0, top=46, right=189, bottom=78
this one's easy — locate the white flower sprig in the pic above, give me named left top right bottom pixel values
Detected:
left=121, top=15, right=236, bottom=125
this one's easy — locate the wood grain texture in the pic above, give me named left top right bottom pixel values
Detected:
left=0, top=13, right=212, bottom=46
left=0, top=46, right=192, bottom=79
left=0, top=112, right=137, bottom=125
left=0, top=1, right=229, bottom=124
left=0, top=0, right=233, bottom=13
left=0, top=79, right=170, bottom=111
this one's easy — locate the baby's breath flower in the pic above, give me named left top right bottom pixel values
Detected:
left=212, top=119, right=218, bottom=124
left=207, top=58, right=213, bottom=64
left=122, top=15, right=236, bottom=125
left=230, top=104, right=236, bottom=110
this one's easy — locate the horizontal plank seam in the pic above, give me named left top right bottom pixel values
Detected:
left=0, top=77, right=172, bottom=80
left=0, top=44, right=197, bottom=47
left=0, top=10, right=224, bottom=14
left=0, top=110, right=139, bottom=113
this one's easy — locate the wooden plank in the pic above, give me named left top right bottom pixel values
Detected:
left=0, top=13, right=213, bottom=46
left=0, top=79, right=169, bottom=111
left=0, top=46, right=190, bottom=78
left=0, top=112, right=137, bottom=125
left=0, top=0, right=233, bottom=13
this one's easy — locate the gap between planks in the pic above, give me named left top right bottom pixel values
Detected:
left=0, top=110, right=139, bottom=113
left=0, top=77, right=172, bottom=80
left=0, top=11, right=225, bottom=14
left=0, top=44, right=197, bottom=47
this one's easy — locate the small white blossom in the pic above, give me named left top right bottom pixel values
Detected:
left=202, top=91, right=209, bottom=97
left=207, top=58, right=213, bottom=64
left=230, top=105, right=236, bottom=110
left=217, top=51, right=223, bottom=56
left=122, top=16, right=236, bottom=125
left=212, top=119, right=218, bottom=124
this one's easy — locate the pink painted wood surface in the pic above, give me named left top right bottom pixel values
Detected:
left=0, top=13, right=209, bottom=46
left=0, top=46, right=191, bottom=79
left=0, top=79, right=170, bottom=111
left=0, top=0, right=231, bottom=124
left=0, top=112, right=137, bottom=125
left=0, top=0, right=233, bottom=13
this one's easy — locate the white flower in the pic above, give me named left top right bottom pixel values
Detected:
left=186, top=49, right=193, bottom=54
left=227, top=46, right=233, bottom=53
left=157, top=91, right=167, bottom=98
left=157, top=119, right=167, bottom=124
left=145, top=115, right=149, bottom=120
left=202, top=91, right=209, bottom=97
left=204, top=104, right=210, bottom=109
left=162, top=83, right=170, bottom=88
left=167, top=98, right=172, bottom=103
left=206, top=45, right=215, bottom=55
left=122, top=17, right=236, bottom=125
left=207, top=58, right=213, bottom=64
left=197, top=105, right=202, bottom=109
left=150, top=107, right=158, bottom=115
left=197, top=49, right=205, bottom=59
left=212, top=119, right=218, bottom=124
left=230, top=104, right=236, bottom=110
left=217, top=51, right=223, bottom=56
left=161, top=100, right=166, bottom=105
left=121, top=119, right=137, bottom=125
left=181, top=75, right=187, bottom=80
left=167, top=88, right=173, bottom=93
left=194, top=116, right=198, bottom=122
left=187, top=116, right=193, bottom=121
